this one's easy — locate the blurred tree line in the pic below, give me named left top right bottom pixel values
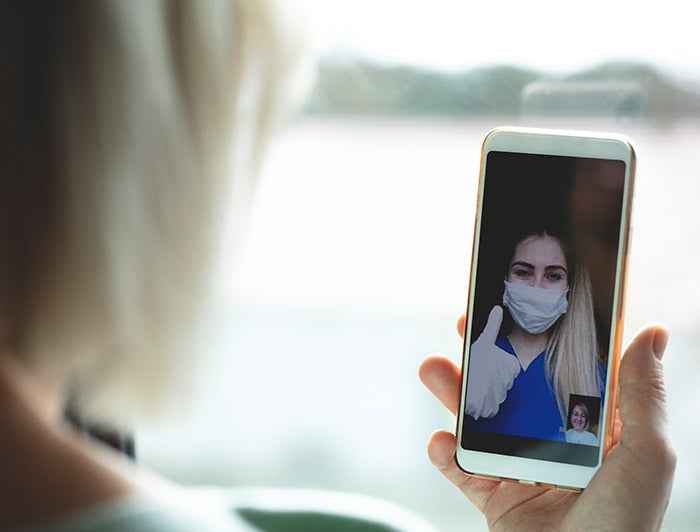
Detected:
left=304, top=59, right=700, bottom=122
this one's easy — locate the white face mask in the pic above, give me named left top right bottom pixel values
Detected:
left=502, top=281, right=568, bottom=335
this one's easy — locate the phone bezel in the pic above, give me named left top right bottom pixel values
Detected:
left=455, top=126, right=636, bottom=490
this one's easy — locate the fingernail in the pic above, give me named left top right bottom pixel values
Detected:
left=652, top=326, right=669, bottom=360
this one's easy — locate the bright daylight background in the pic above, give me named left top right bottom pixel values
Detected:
left=139, top=2, right=700, bottom=530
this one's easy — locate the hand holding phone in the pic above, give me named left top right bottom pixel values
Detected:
left=465, top=305, right=520, bottom=420
left=419, top=324, right=676, bottom=530
left=420, top=126, right=674, bottom=525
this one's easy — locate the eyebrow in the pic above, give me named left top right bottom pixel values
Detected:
left=510, top=261, right=568, bottom=273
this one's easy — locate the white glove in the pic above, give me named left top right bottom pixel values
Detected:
left=465, top=305, right=521, bottom=420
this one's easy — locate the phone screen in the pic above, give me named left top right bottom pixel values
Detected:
left=460, top=148, right=628, bottom=468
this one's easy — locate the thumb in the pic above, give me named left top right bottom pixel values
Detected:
left=575, top=326, right=675, bottom=532
left=476, top=305, right=503, bottom=346
left=618, top=324, right=671, bottom=441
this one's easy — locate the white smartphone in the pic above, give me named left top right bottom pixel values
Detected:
left=455, top=126, right=635, bottom=490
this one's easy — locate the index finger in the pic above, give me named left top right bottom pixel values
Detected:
left=457, top=314, right=466, bottom=339
left=419, top=353, right=462, bottom=416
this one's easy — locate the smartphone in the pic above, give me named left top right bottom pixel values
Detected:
left=455, top=126, right=635, bottom=490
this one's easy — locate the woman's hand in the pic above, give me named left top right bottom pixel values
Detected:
left=465, top=306, right=520, bottom=420
left=418, top=317, right=676, bottom=531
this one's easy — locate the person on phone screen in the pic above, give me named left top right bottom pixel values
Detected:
left=565, top=402, right=599, bottom=446
left=464, top=228, right=604, bottom=441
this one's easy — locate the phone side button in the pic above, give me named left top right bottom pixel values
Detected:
left=554, top=484, right=583, bottom=493
left=470, top=473, right=503, bottom=482
left=518, top=479, right=537, bottom=486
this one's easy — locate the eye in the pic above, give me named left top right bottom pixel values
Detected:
left=512, top=267, right=531, bottom=279
left=546, top=271, right=566, bottom=282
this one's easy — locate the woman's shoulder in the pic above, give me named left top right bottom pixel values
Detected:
left=565, top=429, right=599, bottom=445
left=15, top=491, right=255, bottom=532
left=17, top=486, right=438, bottom=532
left=583, top=431, right=599, bottom=444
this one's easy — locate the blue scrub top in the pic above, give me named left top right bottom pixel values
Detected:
left=464, top=337, right=605, bottom=442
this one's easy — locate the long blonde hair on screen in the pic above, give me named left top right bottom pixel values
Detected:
left=545, top=249, right=602, bottom=429
left=0, top=1, right=311, bottom=426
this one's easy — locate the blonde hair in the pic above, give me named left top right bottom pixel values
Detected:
left=547, top=258, right=602, bottom=428
left=0, top=1, right=311, bottom=426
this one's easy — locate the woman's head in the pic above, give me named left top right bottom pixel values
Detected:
left=502, top=231, right=570, bottom=335
left=506, top=232, right=569, bottom=291
left=0, top=1, right=310, bottom=426
left=570, top=402, right=590, bottom=432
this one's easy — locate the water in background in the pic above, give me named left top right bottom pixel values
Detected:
left=138, top=118, right=700, bottom=531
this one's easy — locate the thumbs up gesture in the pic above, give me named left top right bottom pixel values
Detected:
left=465, top=305, right=521, bottom=420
